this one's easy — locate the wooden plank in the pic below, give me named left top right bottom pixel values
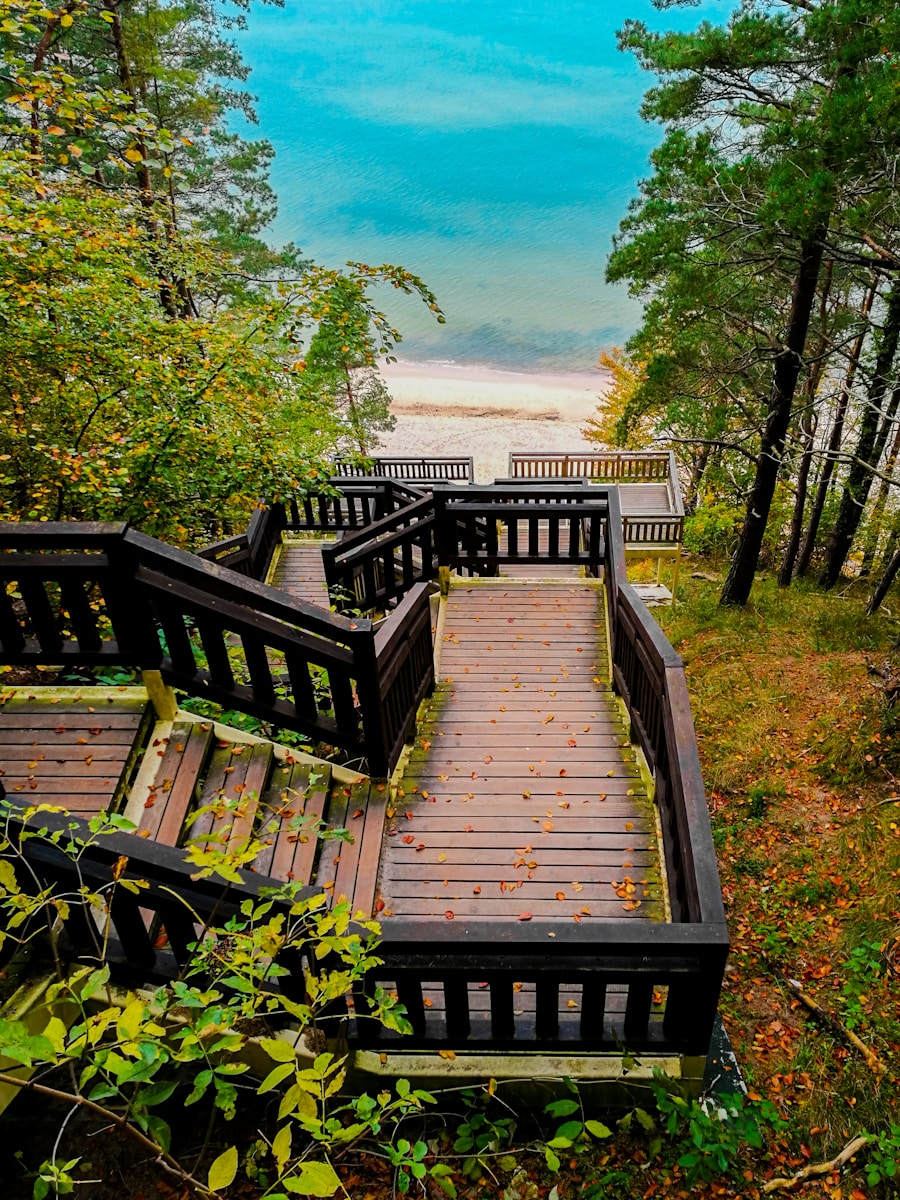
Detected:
left=253, top=762, right=312, bottom=876
left=145, top=721, right=214, bottom=846
left=315, top=779, right=349, bottom=900
left=0, top=727, right=140, bottom=745
left=352, top=784, right=388, bottom=917
left=333, top=780, right=370, bottom=907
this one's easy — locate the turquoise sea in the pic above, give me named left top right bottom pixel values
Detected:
left=236, top=1, right=729, bottom=372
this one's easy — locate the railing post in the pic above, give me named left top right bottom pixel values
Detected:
left=352, top=630, right=390, bottom=778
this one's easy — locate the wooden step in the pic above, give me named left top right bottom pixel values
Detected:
left=138, top=720, right=214, bottom=844
left=255, top=761, right=332, bottom=886
left=186, top=740, right=274, bottom=851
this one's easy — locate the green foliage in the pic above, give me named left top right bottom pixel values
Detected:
left=0, top=800, right=418, bottom=1195
left=0, top=0, right=442, bottom=545
left=651, top=1072, right=785, bottom=1186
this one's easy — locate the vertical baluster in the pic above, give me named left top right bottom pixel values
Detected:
left=285, top=652, right=318, bottom=721
left=507, top=517, right=518, bottom=559
left=196, top=618, right=235, bottom=690
left=444, top=977, right=471, bottom=1040
left=0, top=586, right=26, bottom=652
left=59, top=576, right=102, bottom=652
left=18, top=578, right=63, bottom=655
left=242, top=632, right=275, bottom=705
left=547, top=516, right=559, bottom=558
left=528, top=517, right=539, bottom=557
left=624, top=979, right=655, bottom=1042
left=489, top=978, right=516, bottom=1040
left=397, top=976, right=427, bottom=1037
left=155, top=603, right=197, bottom=676
left=581, top=978, right=608, bottom=1042
left=535, top=977, right=559, bottom=1040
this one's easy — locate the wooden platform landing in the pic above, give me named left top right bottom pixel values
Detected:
left=269, top=539, right=331, bottom=608
left=0, top=690, right=152, bottom=817
left=379, top=580, right=666, bottom=925
left=616, top=482, right=673, bottom=518
left=0, top=688, right=385, bottom=916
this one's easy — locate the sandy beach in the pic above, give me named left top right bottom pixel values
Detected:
left=377, top=361, right=611, bottom=483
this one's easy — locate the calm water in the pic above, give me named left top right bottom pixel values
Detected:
left=236, top=1, right=728, bottom=372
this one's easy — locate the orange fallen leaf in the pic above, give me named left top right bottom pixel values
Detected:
left=444, top=910, right=455, bottom=919
left=518, top=912, right=533, bottom=921
left=402, top=834, right=415, bottom=844
left=473, top=885, right=481, bottom=894
left=555, top=891, right=565, bottom=902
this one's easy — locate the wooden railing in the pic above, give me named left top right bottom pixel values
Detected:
left=353, top=917, right=727, bottom=1055
left=602, top=491, right=721, bottom=926
left=434, top=484, right=606, bottom=575
left=0, top=524, right=433, bottom=777
left=322, top=495, right=438, bottom=613
left=197, top=503, right=285, bottom=578
left=334, top=456, right=474, bottom=482
left=0, top=804, right=321, bottom=986
left=509, top=450, right=674, bottom=481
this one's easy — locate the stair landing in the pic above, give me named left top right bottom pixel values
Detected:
left=0, top=687, right=385, bottom=916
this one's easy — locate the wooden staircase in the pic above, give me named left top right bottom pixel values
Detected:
left=0, top=689, right=386, bottom=916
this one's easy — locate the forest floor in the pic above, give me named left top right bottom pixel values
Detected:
left=4, top=569, right=900, bottom=1199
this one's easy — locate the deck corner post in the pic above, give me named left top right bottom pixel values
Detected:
left=438, top=565, right=451, bottom=596
left=142, top=670, right=178, bottom=721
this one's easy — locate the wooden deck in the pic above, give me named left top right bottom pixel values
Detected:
left=0, top=691, right=152, bottom=817
left=379, top=579, right=665, bottom=925
left=269, top=538, right=331, bottom=608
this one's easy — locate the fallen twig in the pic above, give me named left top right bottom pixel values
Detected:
left=762, top=1134, right=871, bottom=1193
left=785, top=978, right=887, bottom=1076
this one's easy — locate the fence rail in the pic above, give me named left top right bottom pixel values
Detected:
left=0, top=523, right=433, bottom=777
left=509, top=450, right=674, bottom=482
left=334, top=456, right=473, bottom=482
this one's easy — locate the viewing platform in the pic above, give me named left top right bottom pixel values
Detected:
left=0, top=463, right=725, bottom=1083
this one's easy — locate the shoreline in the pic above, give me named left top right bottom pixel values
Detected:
left=375, top=359, right=611, bottom=483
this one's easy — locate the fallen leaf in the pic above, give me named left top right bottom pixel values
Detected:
left=444, top=910, right=455, bottom=919
left=402, top=834, right=415, bottom=844
left=438, top=852, right=447, bottom=863
left=472, top=885, right=481, bottom=894
left=518, top=912, right=533, bottom=921
left=555, top=891, right=565, bottom=901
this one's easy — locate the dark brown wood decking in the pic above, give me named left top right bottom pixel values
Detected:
left=0, top=690, right=152, bottom=817
left=378, top=580, right=666, bottom=924
left=269, top=539, right=331, bottom=608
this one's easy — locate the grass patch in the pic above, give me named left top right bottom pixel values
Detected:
left=654, top=572, right=900, bottom=1181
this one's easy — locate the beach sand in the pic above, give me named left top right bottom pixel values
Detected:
left=377, top=361, right=610, bottom=483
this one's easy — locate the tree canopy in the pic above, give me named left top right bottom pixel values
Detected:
left=0, top=0, right=442, bottom=542
left=605, top=0, right=900, bottom=605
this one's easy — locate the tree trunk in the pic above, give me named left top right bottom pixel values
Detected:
left=684, top=445, right=710, bottom=514
left=720, top=230, right=827, bottom=606
left=795, top=278, right=877, bottom=577
left=819, top=281, right=900, bottom=588
left=778, top=408, right=817, bottom=585
left=779, top=262, right=833, bottom=585
left=867, top=544, right=900, bottom=614
left=859, top=395, right=900, bottom=577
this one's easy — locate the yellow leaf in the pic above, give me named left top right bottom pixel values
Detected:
left=60, top=12, right=74, bottom=26
left=124, top=148, right=143, bottom=163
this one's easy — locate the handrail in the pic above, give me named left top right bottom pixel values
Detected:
left=352, top=916, right=728, bottom=1054
left=334, top=456, right=473, bottom=482
left=322, top=495, right=438, bottom=613
left=509, top=450, right=672, bottom=481
left=0, top=523, right=432, bottom=777
left=1, top=804, right=321, bottom=986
